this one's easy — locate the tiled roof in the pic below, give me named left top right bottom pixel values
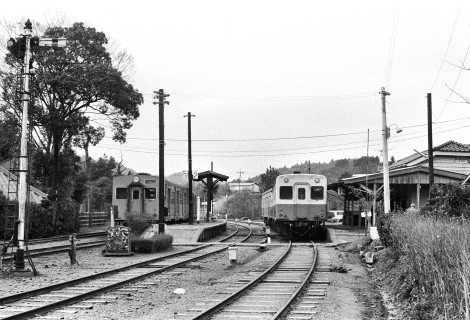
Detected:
left=392, top=140, right=470, bottom=169
left=434, top=140, right=470, bottom=152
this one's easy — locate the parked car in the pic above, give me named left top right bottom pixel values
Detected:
left=327, top=210, right=344, bottom=222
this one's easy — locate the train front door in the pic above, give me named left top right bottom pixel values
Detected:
left=129, top=186, right=143, bottom=213
left=294, top=183, right=309, bottom=219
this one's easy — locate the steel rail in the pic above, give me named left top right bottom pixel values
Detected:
left=218, top=223, right=252, bottom=243
left=0, top=244, right=212, bottom=305
left=191, top=240, right=293, bottom=320
left=26, top=231, right=107, bottom=245
left=0, top=245, right=226, bottom=320
left=2, top=240, right=106, bottom=262
left=0, top=225, right=255, bottom=319
left=271, top=241, right=317, bottom=319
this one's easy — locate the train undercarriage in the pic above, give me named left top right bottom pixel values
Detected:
left=265, top=217, right=327, bottom=241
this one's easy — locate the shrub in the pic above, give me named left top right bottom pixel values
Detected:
left=0, top=195, right=80, bottom=239
left=376, top=212, right=395, bottom=248
left=131, top=233, right=173, bottom=253
left=125, top=212, right=153, bottom=236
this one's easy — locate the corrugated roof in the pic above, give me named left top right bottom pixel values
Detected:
left=0, top=166, right=47, bottom=203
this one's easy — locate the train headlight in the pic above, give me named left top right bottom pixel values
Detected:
left=315, top=178, right=320, bottom=183
left=278, top=210, right=284, bottom=218
left=284, top=178, right=289, bottom=183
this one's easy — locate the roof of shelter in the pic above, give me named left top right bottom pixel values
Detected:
left=196, top=171, right=229, bottom=182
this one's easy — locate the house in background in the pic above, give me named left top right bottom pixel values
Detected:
left=0, top=165, right=47, bottom=204
left=332, top=140, right=470, bottom=226
left=228, top=182, right=260, bottom=193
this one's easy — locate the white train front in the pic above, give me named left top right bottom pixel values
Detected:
left=262, top=173, right=328, bottom=239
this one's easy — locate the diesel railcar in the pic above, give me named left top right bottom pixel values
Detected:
left=262, top=173, right=328, bottom=239
left=112, top=174, right=195, bottom=223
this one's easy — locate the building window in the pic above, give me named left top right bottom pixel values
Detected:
left=280, top=186, right=293, bottom=199
left=132, top=190, right=140, bottom=200
left=298, top=188, right=306, bottom=200
left=145, top=179, right=157, bottom=184
left=145, top=188, right=156, bottom=199
left=116, top=188, right=127, bottom=199
left=311, top=186, right=324, bottom=200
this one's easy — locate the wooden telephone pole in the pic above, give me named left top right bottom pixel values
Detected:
left=154, top=89, right=169, bottom=233
left=184, top=112, right=196, bottom=224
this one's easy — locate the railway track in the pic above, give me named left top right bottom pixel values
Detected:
left=189, top=241, right=318, bottom=320
left=0, top=224, right=253, bottom=319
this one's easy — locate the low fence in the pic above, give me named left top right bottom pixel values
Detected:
left=79, top=212, right=109, bottom=228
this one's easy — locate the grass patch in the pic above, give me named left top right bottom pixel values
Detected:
left=379, top=212, right=470, bottom=319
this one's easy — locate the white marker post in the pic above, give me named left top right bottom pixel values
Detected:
left=196, top=196, right=200, bottom=224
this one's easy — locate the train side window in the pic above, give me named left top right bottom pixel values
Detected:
left=279, top=186, right=293, bottom=199
left=116, top=188, right=127, bottom=199
left=145, top=188, right=156, bottom=199
left=311, top=186, right=324, bottom=200
left=298, top=188, right=306, bottom=200
left=132, top=190, right=140, bottom=200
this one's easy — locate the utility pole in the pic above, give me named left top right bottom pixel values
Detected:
left=238, top=169, right=244, bottom=192
left=427, top=93, right=434, bottom=199
left=14, top=19, right=33, bottom=274
left=184, top=112, right=195, bottom=224
left=154, top=89, right=169, bottom=234
left=381, top=87, right=391, bottom=214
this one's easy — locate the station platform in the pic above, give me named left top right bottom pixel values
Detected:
left=166, top=220, right=227, bottom=244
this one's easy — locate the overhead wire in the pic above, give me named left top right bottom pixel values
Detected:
left=385, top=0, right=401, bottom=88
left=435, top=42, right=470, bottom=120
left=100, top=116, right=470, bottom=143
left=94, top=121, right=470, bottom=158
left=429, top=0, right=463, bottom=92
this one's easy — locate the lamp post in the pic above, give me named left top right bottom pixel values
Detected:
left=381, top=88, right=391, bottom=214
left=381, top=86, right=402, bottom=215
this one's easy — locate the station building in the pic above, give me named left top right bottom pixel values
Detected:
left=332, top=140, right=470, bottom=226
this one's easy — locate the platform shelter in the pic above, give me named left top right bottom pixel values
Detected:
left=196, top=170, right=229, bottom=221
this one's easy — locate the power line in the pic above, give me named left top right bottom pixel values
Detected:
left=429, top=0, right=463, bottom=92
left=435, top=42, right=470, bottom=120
left=94, top=122, right=470, bottom=158
left=385, top=0, right=401, bottom=88
left=101, top=116, right=470, bottom=143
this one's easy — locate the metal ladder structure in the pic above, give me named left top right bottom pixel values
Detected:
left=1, top=65, right=37, bottom=275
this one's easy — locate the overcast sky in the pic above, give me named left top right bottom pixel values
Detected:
left=3, top=1, right=470, bottom=181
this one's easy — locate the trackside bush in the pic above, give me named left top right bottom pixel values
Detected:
left=0, top=194, right=80, bottom=239
left=131, top=233, right=173, bottom=253
left=125, top=212, right=153, bottom=236
left=376, top=212, right=395, bottom=248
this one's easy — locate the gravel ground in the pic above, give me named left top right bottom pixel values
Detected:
left=0, top=223, right=390, bottom=319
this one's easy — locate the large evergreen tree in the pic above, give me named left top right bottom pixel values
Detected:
left=1, top=21, right=143, bottom=191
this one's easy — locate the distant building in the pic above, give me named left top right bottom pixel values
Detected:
left=229, top=182, right=260, bottom=193
left=0, top=165, right=47, bottom=204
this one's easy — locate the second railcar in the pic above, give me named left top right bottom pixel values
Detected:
left=112, top=174, right=195, bottom=223
left=262, top=173, right=328, bottom=239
